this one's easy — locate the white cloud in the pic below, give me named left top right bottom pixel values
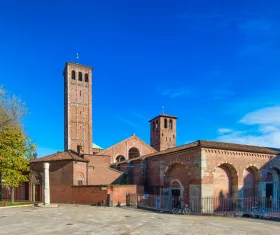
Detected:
left=217, top=128, right=233, bottom=134
left=240, top=106, right=280, bottom=125
left=160, top=87, right=190, bottom=98
left=217, top=106, right=280, bottom=148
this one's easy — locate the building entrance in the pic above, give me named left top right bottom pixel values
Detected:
left=171, top=189, right=181, bottom=209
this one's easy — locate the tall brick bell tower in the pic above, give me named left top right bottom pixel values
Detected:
left=63, top=62, right=93, bottom=154
left=149, top=114, right=177, bottom=151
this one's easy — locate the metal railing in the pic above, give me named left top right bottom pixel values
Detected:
left=1, top=185, right=28, bottom=201
left=126, top=193, right=280, bottom=219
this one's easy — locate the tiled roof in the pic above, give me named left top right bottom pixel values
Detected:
left=149, top=114, right=178, bottom=122
left=199, top=140, right=280, bottom=154
left=142, top=141, right=199, bottom=159
left=113, top=140, right=280, bottom=165
left=30, top=150, right=88, bottom=163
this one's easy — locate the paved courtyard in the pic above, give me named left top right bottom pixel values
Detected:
left=0, top=205, right=280, bottom=235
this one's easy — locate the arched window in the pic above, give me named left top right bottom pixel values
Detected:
left=152, top=121, right=155, bottom=131
left=78, top=72, right=82, bottom=81
left=71, top=70, right=76, bottom=80
left=164, top=118, right=167, bottom=128
left=76, top=173, right=84, bottom=185
left=128, top=147, right=140, bottom=159
left=156, top=120, right=158, bottom=129
left=169, top=119, right=173, bottom=129
left=85, top=73, right=89, bottom=82
left=115, top=155, right=125, bottom=163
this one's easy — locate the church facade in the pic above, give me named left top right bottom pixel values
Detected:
left=23, top=61, right=280, bottom=209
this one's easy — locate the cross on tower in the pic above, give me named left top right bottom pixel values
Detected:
left=76, top=53, right=79, bottom=63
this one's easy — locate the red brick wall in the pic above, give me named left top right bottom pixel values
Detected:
left=73, top=161, right=87, bottom=185
left=31, top=160, right=74, bottom=203
left=85, top=155, right=123, bottom=185
left=72, top=186, right=108, bottom=204
left=115, top=147, right=200, bottom=201
left=108, top=185, right=137, bottom=205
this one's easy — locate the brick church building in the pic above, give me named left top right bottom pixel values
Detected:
left=16, top=61, right=280, bottom=209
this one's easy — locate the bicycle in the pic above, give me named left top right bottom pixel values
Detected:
left=172, top=204, right=191, bottom=215
left=250, top=206, right=259, bottom=218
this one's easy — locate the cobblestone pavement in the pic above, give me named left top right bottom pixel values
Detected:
left=0, top=205, right=280, bottom=235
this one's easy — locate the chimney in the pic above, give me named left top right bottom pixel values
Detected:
left=77, top=145, right=83, bottom=157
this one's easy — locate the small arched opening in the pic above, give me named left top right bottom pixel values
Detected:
left=264, top=168, right=280, bottom=207
left=164, top=163, right=189, bottom=206
left=78, top=72, right=83, bottom=81
left=169, top=119, right=173, bottom=129
left=85, top=73, right=89, bottom=82
left=115, top=155, right=126, bottom=163
left=76, top=173, right=85, bottom=185
left=71, top=70, right=76, bottom=80
left=164, top=118, right=167, bottom=128
left=128, top=147, right=140, bottom=159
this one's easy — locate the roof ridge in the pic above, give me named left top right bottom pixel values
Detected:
left=109, top=167, right=124, bottom=174
left=99, top=135, right=157, bottom=154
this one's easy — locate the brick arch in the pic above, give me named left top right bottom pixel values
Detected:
left=213, top=162, right=238, bottom=199
left=114, top=154, right=126, bottom=163
left=128, top=147, right=140, bottom=160
left=164, top=162, right=190, bottom=204
left=76, top=172, right=85, bottom=185
left=171, top=179, right=183, bottom=188
left=164, top=162, right=187, bottom=174
left=243, top=165, right=260, bottom=197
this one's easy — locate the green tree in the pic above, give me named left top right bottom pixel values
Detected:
left=0, top=86, right=35, bottom=202
left=0, top=128, right=35, bottom=202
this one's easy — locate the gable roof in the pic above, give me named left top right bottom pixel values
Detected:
left=30, top=150, right=88, bottom=163
left=99, top=134, right=157, bottom=156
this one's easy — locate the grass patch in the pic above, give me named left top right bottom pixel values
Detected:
left=0, top=201, right=33, bottom=207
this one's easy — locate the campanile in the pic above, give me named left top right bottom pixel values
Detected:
left=149, top=114, right=177, bottom=151
left=63, top=62, right=93, bottom=154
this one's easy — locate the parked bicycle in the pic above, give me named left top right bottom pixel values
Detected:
left=172, top=204, right=191, bottom=215
left=250, top=206, right=269, bottom=219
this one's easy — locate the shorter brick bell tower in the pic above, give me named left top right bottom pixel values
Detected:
left=149, top=114, right=177, bottom=151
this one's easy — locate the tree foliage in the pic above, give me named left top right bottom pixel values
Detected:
left=0, top=128, right=35, bottom=188
left=0, top=86, right=36, bottom=201
left=0, top=87, right=27, bottom=131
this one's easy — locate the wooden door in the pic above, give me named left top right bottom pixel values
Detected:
left=35, top=184, right=41, bottom=202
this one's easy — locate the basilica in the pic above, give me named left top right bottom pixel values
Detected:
left=8, top=61, right=280, bottom=211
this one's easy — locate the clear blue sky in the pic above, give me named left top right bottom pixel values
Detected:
left=1, top=0, right=280, bottom=157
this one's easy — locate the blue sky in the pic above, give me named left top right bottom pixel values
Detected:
left=1, top=0, right=280, bottom=157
